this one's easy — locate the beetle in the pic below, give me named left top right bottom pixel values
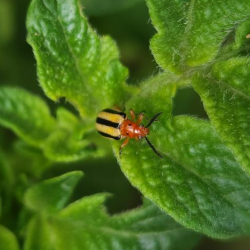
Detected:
left=96, top=108, right=163, bottom=158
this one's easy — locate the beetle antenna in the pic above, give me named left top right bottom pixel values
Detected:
left=145, top=112, right=163, bottom=128
left=145, top=137, right=163, bottom=158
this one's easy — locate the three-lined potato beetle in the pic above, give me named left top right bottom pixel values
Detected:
left=96, top=108, right=163, bottom=157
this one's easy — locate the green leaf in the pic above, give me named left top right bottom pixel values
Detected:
left=81, top=0, right=143, bottom=16
left=24, top=192, right=201, bottom=250
left=55, top=196, right=200, bottom=250
left=144, top=1, right=250, bottom=236
left=0, top=150, right=13, bottom=186
left=27, top=0, right=132, bottom=117
left=233, top=18, right=250, bottom=50
left=44, top=129, right=99, bottom=162
left=0, top=150, right=14, bottom=219
left=146, top=0, right=250, bottom=72
left=0, top=87, right=101, bottom=163
left=12, top=141, right=51, bottom=177
left=0, top=225, right=20, bottom=250
left=193, top=57, right=250, bottom=175
left=113, top=75, right=250, bottom=238
left=24, top=171, right=83, bottom=214
left=44, top=108, right=103, bottom=162
left=0, top=86, right=56, bottom=147
left=24, top=215, right=54, bottom=250
left=146, top=0, right=250, bottom=176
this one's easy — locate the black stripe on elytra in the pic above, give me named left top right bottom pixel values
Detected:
left=98, top=131, right=121, bottom=140
left=96, top=117, right=119, bottom=128
left=102, top=109, right=126, bottom=118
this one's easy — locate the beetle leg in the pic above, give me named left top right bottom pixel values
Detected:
left=137, top=113, right=145, bottom=124
left=130, top=109, right=136, bottom=121
left=119, top=137, right=130, bottom=157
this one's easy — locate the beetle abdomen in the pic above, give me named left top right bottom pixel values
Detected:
left=96, top=109, right=126, bottom=140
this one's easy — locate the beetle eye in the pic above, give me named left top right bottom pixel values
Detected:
left=126, top=132, right=129, bottom=135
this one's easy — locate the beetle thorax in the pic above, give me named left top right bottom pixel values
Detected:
left=120, top=120, right=149, bottom=139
